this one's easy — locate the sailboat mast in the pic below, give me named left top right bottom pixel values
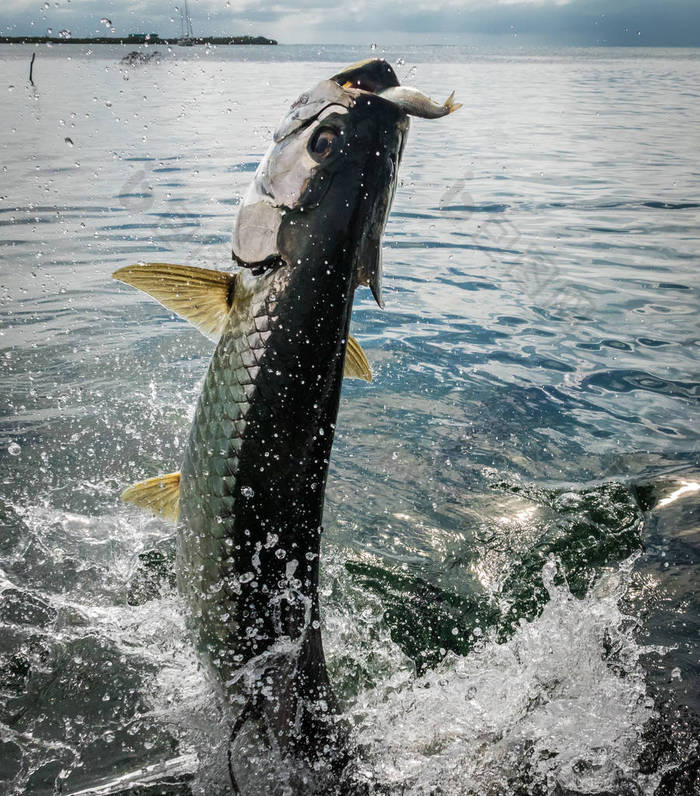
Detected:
left=178, top=0, right=194, bottom=45
left=184, top=0, right=193, bottom=38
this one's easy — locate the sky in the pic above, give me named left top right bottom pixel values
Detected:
left=1, top=0, right=699, bottom=46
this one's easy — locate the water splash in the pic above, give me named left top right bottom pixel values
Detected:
left=345, top=557, right=662, bottom=795
left=0, top=498, right=672, bottom=795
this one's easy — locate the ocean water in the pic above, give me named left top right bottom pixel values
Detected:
left=0, top=42, right=698, bottom=795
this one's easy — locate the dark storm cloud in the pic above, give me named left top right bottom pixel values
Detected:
left=0, top=0, right=699, bottom=45
left=380, top=0, right=700, bottom=46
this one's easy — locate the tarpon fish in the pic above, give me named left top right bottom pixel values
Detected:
left=114, top=59, right=459, bottom=793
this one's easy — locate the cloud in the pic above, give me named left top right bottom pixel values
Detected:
left=1, top=0, right=699, bottom=45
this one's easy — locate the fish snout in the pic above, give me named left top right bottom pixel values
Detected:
left=332, top=58, right=462, bottom=119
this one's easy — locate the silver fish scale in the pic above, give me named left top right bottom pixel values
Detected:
left=178, top=274, right=280, bottom=675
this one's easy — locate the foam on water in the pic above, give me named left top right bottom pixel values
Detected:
left=111, top=550, right=663, bottom=795
left=345, top=557, right=661, bottom=795
left=0, top=494, right=678, bottom=795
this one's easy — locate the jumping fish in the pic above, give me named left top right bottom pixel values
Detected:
left=114, top=58, right=460, bottom=794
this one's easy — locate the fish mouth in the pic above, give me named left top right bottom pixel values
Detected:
left=331, top=58, right=401, bottom=93
left=325, top=60, right=404, bottom=308
left=272, top=59, right=402, bottom=147
left=325, top=59, right=464, bottom=309
left=329, top=59, right=461, bottom=306
left=333, top=58, right=462, bottom=119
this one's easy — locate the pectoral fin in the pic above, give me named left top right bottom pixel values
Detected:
left=113, top=263, right=235, bottom=341
left=344, top=335, right=372, bottom=381
left=121, top=472, right=180, bottom=521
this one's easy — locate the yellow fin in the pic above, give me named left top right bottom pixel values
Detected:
left=344, top=334, right=372, bottom=382
left=113, top=263, right=234, bottom=341
left=443, top=90, right=463, bottom=115
left=121, top=472, right=180, bottom=521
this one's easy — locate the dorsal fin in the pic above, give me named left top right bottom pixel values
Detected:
left=121, top=472, right=180, bottom=521
left=345, top=335, right=372, bottom=382
left=113, top=263, right=235, bottom=340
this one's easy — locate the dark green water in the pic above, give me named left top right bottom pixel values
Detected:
left=0, top=43, right=698, bottom=794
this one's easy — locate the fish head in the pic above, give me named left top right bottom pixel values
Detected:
left=232, top=59, right=411, bottom=307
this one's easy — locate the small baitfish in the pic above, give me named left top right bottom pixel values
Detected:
left=115, top=58, right=459, bottom=794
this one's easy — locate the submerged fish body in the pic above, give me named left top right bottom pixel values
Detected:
left=115, top=60, right=459, bottom=792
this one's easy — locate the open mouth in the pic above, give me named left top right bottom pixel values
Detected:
left=274, top=59, right=461, bottom=147
left=334, top=58, right=462, bottom=119
left=332, top=58, right=401, bottom=93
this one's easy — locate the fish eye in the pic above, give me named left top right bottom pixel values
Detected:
left=309, top=127, right=340, bottom=159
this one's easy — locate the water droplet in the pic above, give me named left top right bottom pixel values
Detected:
left=100, top=18, right=112, bottom=26
left=370, top=42, right=377, bottom=51
left=8, top=441, right=21, bottom=456
left=64, top=137, right=74, bottom=147
left=241, top=485, right=254, bottom=498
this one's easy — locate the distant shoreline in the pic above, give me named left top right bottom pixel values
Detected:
left=0, top=35, right=277, bottom=46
